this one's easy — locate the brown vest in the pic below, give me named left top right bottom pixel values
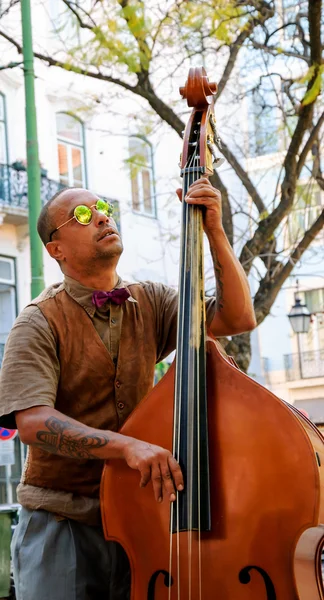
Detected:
left=22, top=284, right=159, bottom=497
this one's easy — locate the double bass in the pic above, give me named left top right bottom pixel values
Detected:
left=101, top=67, right=324, bottom=599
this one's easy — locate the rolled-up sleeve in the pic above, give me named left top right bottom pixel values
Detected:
left=0, top=306, right=59, bottom=428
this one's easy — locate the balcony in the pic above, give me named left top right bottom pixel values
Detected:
left=284, top=349, right=324, bottom=381
left=0, top=163, right=120, bottom=228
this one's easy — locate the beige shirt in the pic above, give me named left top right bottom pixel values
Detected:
left=0, top=275, right=216, bottom=524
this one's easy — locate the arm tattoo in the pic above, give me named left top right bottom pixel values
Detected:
left=36, top=417, right=109, bottom=459
left=211, top=248, right=224, bottom=311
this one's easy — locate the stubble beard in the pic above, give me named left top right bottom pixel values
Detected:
left=94, top=239, right=124, bottom=262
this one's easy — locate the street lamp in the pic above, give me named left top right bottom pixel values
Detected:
left=287, top=285, right=311, bottom=378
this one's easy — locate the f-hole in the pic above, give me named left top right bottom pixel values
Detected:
left=239, top=565, right=276, bottom=599
left=148, top=570, right=173, bottom=599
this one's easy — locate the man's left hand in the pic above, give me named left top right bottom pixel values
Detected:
left=176, top=177, right=222, bottom=233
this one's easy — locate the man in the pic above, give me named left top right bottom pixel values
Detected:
left=0, top=178, right=256, bottom=599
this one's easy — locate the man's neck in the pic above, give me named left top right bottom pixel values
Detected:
left=63, top=267, right=119, bottom=290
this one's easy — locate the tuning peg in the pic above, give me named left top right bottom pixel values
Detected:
left=209, top=114, right=223, bottom=149
left=207, top=138, right=225, bottom=169
left=213, top=158, right=225, bottom=169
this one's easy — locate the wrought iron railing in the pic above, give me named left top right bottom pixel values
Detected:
left=0, top=163, right=65, bottom=210
left=284, top=348, right=324, bottom=381
left=0, top=163, right=120, bottom=228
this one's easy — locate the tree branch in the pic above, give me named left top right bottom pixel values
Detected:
left=218, top=137, right=266, bottom=213
left=297, top=111, right=324, bottom=178
left=61, top=0, right=95, bottom=29
left=239, top=0, right=322, bottom=274
left=0, top=0, right=19, bottom=20
left=210, top=170, right=233, bottom=245
left=0, top=61, right=23, bottom=71
left=0, top=28, right=141, bottom=94
left=250, top=40, right=311, bottom=64
left=217, top=0, right=275, bottom=99
left=118, top=0, right=151, bottom=78
left=254, top=206, right=324, bottom=324
left=0, top=26, right=185, bottom=135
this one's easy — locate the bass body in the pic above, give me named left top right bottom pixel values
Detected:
left=101, top=337, right=324, bottom=600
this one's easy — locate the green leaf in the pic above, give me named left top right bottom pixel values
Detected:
left=301, top=66, right=323, bottom=107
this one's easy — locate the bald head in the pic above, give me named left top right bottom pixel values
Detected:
left=37, top=187, right=72, bottom=246
left=37, top=187, right=93, bottom=246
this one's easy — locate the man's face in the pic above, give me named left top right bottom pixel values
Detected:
left=47, top=189, right=123, bottom=272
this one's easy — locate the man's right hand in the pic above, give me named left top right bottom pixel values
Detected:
left=123, top=439, right=184, bottom=503
left=15, top=406, right=184, bottom=503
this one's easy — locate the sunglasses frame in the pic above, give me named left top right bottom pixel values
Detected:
left=49, top=199, right=114, bottom=242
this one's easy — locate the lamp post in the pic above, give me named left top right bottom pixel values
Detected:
left=21, top=0, right=45, bottom=298
left=287, top=284, right=311, bottom=379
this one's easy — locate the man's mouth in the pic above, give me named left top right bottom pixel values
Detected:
left=98, top=229, right=118, bottom=241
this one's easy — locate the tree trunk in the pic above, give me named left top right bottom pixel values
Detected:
left=219, top=332, right=252, bottom=373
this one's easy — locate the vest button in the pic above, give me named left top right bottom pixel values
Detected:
left=111, top=318, right=116, bottom=324
left=115, top=380, right=121, bottom=388
left=117, top=402, right=125, bottom=410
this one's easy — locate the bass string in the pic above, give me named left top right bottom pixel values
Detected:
left=168, top=152, right=186, bottom=600
left=169, top=139, right=196, bottom=600
left=188, top=145, right=205, bottom=600
left=180, top=152, right=196, bottom=600
left=170, top=139, right=204, bottom=599
left=185, top=149, right=204, bottom=600
left=195, top=202, right=202, bottom=600
left=187, top=162, right=195, bottom=600
left=189, top=166, right=204, bottom=600
left=196, top=203, right=204, bottom=600
left=169, top=146, right=196, bottom=600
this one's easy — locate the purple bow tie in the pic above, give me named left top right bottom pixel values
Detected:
left=92, top=288, right=130, bottom=308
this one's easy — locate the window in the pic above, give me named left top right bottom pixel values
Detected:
left=248, top=88, right=279, bottom=157
left=298, top=288, right=324, bottom=314
left=287, top=184, right=323, bottom=246
left=297, top=288, right=324, bottom=355
left=49, top=0, right=82, bottom=44
left=129, top=137, right=156, bottom=217
left=0, top=256, right=22, bottom=505
left=0, top=93, right=8, bottom=165
left=281, top=0, right=309, bottom=41
left=56, top=113, right=86, bottom=187
left=0, top=257, right=16, bottom=348
left=281, top=0, right=299, bottom=24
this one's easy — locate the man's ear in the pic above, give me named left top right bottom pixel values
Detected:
left=46, top=240, right=65, bottom=262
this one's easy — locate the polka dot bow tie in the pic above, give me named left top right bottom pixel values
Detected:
left=92, top=288, right=130, bottom=308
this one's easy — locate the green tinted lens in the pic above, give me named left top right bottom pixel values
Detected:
left=96, top=199, right=114, bottom=217
left=74, top=205, right=92, bottom=224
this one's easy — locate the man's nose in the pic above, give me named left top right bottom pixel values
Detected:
left=94, top=211, right=110, bottom=226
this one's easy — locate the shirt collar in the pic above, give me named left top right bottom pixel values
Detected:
left=64, top=274, right=137, bottom=318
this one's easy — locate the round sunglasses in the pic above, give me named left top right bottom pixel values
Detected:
left=49, top=199, right=114, bottom=241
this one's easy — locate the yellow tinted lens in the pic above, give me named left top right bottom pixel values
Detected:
left=96, top=199, right=114, bottom=217
left=74, top=205, right=92, bottom=224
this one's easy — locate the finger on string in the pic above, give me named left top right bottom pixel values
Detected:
left=186, top=188, right=219, bottom=199
left=168, top=456, right=184, bottom=491
left=139, top=465, right=151, bottom=488
left=189, top=176, right=210, bottom=186
left=160, top=460, right=177, bottom=502
left=185, top=198, right=216, bottom=208
left=151, top=463, right=163, bottom=502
